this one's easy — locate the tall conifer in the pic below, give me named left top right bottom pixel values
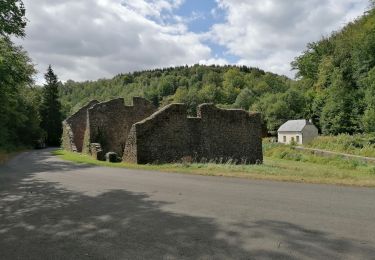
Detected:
left=40, top=65, right=62, bottom=146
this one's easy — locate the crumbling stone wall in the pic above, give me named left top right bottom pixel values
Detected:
left=83, top=97, right=156, bottom=156
left=197, top=104, right=263, bottom=164
left=123, top=103, right=263, bottom=164
left=123, top=104, right=196, bottom=163
left=62, top=100, right=99, bottom=152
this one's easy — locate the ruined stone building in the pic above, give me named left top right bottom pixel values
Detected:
left=63, top=97, right=156, bottom=159
left=82, top=97, right=156, bottom=157
left=62, top=97, right=263, bottom=164
left=62, top=100, right=99, bottom=153
left=123, top=103, right=263, bottom=164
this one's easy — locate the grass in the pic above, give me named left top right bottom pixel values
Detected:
left=306, top=134, right=375, bottom=158
left=53, top=149, right=375, bottom=187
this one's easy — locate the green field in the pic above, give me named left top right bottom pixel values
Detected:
left=306, top=134, right=375, bottom=158
left=53, top=147, right=375, bottom=187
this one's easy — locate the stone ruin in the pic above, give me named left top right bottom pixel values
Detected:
left=62, top=97, right=263, bottom=164
left=62, top=100, right=99, bottom=153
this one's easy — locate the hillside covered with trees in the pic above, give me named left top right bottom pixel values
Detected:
left=59, top=5, right=375, bottom=136
left=59, top=65, right=295, bottom=128
left=292, top=4, right=375, bottom=135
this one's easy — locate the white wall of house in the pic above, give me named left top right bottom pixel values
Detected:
left=278, top=126, right=318, bottom=145
left=278, top=132, right=303, bottom=145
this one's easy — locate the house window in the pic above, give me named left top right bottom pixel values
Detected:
left=283, top=136, right=286, bottom=142
left=296, top=136, right=300, bottom=143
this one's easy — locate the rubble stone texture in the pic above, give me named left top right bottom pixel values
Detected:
left=62, top=100, right=99, bottom=152
left=123, top=103, right=263, bottom=164
left=62, top=98, right=263, bottom=164
left=82, top=97, right=156, bottom=156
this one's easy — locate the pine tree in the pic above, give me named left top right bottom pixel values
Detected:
left=40, top=65, right=63, bottom=146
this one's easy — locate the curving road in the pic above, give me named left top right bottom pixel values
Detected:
left=0, top=149, right=375, bottom=259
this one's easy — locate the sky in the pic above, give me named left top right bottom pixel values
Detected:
left=17, top=0, right=370, bottom=83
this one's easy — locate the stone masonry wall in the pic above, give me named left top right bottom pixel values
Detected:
left=123, top=104, right=195, bottom=164
left=197, top=104, right=263, bottom=164
left=62, top=100, right=99, bottom=152
left=123, top=103, right=263, bottom=164
left=83, top=97, right=156, bottom=156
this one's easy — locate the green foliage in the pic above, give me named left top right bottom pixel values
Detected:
left=40, top=66, right=63, bottom=146
left=251, top=88, right=306, bottom=133
left=292, top=7, right=375, bottom=134
left=0, top=0, right=26, bottom=37
left=307, top=134, right=375, bottom=158
left=264, top=143, right=371, bottom=171
left=58, top=65, right=290, bottom=118
left=234, top=88, right=255, bottom=110
left=320, top=69, right=361, bottom=135
left=0, top=36, right=41, bottom=150
left=363, top=108, right=375, bottom=132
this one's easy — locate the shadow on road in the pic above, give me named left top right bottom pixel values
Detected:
left=0, top=149, right=374, bottom=259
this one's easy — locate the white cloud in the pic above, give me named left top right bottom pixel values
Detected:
left=15, top=0, right=370, bottom=83
left=210, top=0, right=368, bottom=77
left=199, top=57, right=229, bottom=66
left=17, top=0, right=211, bottom=83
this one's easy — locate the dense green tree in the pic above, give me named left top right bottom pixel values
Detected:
left=0, top=37, right=39, bottom=149
left=251, top=88, right=307, bottom=133
left=222, top=68, right=243, bottom=103
left=361, top=68, right=375, bottom=132
left=40, top=66, right=63, bottom=146
left=59, top=65, right=291, bottom=119
left=291, top=4, right=375, bottom=135
left=320, top=70, right=361, bottom=135
left=234, top=88, right=255, bottom=110
left=0, top=0, right=26, bottom=37
left=363, top=108, right=375, bottom=132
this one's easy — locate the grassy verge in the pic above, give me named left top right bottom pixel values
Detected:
left=53, top=149, right=375, bottom=187
left=306, top=134, right=375, bottom=158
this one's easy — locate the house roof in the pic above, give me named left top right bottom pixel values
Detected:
left=278, top=120, right=312, bottom=132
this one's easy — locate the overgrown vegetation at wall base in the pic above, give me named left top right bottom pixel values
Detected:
left=54, top=149, right=375, bottom=187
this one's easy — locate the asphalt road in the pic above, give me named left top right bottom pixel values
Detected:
left=0, top=149, right=375, bottom=259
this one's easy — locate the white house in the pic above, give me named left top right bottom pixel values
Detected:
left=277, top=120, right=318, bottom=145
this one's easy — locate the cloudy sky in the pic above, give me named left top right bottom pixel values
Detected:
left=17, top=0, right=369, bottom=83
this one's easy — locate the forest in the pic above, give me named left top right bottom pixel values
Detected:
left=1, top=1, right=375, bottom=151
